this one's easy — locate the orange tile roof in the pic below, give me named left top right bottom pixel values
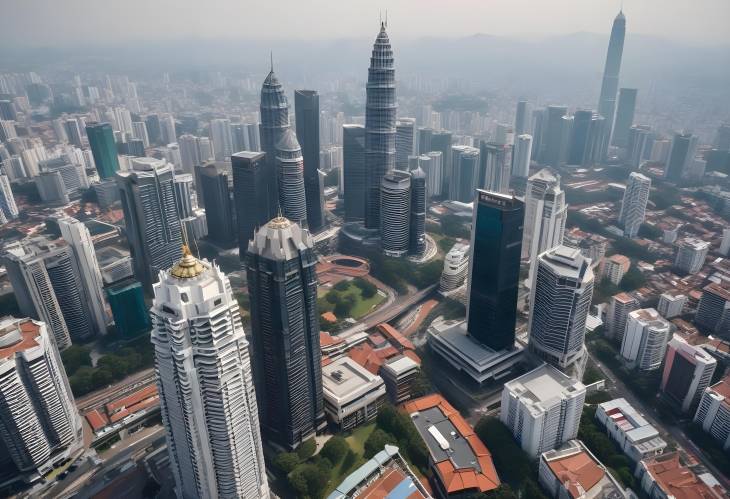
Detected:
left=402, top=349, right=422, bottom=365
left=321, top=311, right=338, bottom=324
left=322, top=355, right=333, bottom=367
left=0, top=320, right=40, bottom=359
left=376, top=323, right=415, bottom=351
left=546, top=449, right=605, bottom=499
left=319, top=331, right=344, bottom=347
left=348, top=343, right=383, bottom=375
left=403, top=394, right=500, bottom=494
left=643, top=453, right=723, bottom=499
left=108, top=396, right=159, bottom=423
left=106, top=384, right=157, bottom=414
left=85, top=409, right=109, bottom=432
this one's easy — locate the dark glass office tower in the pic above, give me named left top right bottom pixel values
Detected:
left=597, top=10, right=626, bottom=159
left=466, top=190, right=524, bottom=351
left=665, top=132, right=698, bottom=183
left=144, top=114, right=162, bottom=145
left=260, top=68, right=291, bottom=219
left=364, top=23, right=397, bottom=229
left=232, top=152, right=270, bottom=257
left=86, top=122, right=120, bottom=179
left=343, top=124, right=366, bottom=222
left=409, top=167, right=426, bottom=256
left=295, top=90, right=325, bottom=231
left=197, top=163, right=236, bottom=247
left=568, top=110, right=593, bottom=166
left=542, top=105, right=569, bottom=167
left=612, top=88, right=638, bottom=148
left=246, top=217, right=325, bottom=450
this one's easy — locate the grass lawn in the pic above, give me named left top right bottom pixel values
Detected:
left=345, top=422, right=376, bottom=455
left=318, top=281, right=386, bottom=320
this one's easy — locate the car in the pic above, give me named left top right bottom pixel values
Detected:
left=58, top=471, right=69, bottom=480
left=69, top=464, right=78, bottom=472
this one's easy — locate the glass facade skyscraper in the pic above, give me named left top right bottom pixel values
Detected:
left=86, top=122, right=120, bottom=179
left=260, top=68, right=290, bottom=219
left=232, top=151, right=269, bottom=256
left=466, top=190, right=524, bottom=351
left=597, top=10, right=626, bottom=159
left=364, top=23, right=397, bottom=229
left=294, top=90, right=325, bottom=231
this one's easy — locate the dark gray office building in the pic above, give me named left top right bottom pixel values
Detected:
left=541, top=105, right=569, bottom=167
left=246, top=217, right=325, bottom=450
left=568, top=110, right=593, bottom=166
left=665, top=132, right=698, bottom=183
left=295, top=90, right=325, bottom=231
left=198, top=163, right=236, bottom=247
left=343, top=124, right=366, bottom=222
left=260, top=68, right=291, bottom=219
left=466, top=190, right=524, bottom=351
left=364, top=23, right=397, bottom=229
left=409, top=167, right=427, bottom=256
left=232, top=151, right=270, bottom=257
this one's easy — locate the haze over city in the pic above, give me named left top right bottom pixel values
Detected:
left=0, top=1, right=729, bottom=499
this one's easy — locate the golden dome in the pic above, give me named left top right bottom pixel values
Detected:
left=267, top=216, right=292, bottom=229
left=170, top=245, right=205, bottom=279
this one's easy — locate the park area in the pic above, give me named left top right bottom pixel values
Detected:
left=317, top=277, right=386, bottom=321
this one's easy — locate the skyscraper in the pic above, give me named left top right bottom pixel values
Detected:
left=528, top=245, right=594, bottom=377
left=57, top=216, right=108, bottom=336
left=522, top=169, right=567, bottom=268
left=380, top=170, right=411, bottom=257
left=209, top=118, right=234, bottom=161
left=626, top=125, right=653, bottom=168
left=260, top=66, right=290, bottom=219
left=160, top=114, right=177, bottom=145
left=451, top=145, right=479, bottom=202
left=232, top=152, right=269, bottom=257
left=295, top=89, right=325, bottom=231
left=197, top=163, right=236, bottom=247
left=597, top=10, right=626, bottom=157
left=661, top=335, right=716, bottom=413
left=466, top=190, right=524, bottom=350
left=395, top=118, right=416, bottom=170
left=567, top=110, right=593, bottom=166
left=86, top=122, right=120, bottom=179
left=409, top=167, right=427, bottom=256
left=0, top=318, right=83, bottom=479
left=276, top=129, right=308, bottom=227
left=64, top=118, right=83, bottom=148
left=479, top=142, right=512, bottom=194
left=178, top=134, right=203, bottom=174
left=620, top=308, right=671, bottom=371
left=0, top=174, right=19, bottom=223
left=151, top=249, right=269, bottom=499
left=364, top=23, right=397, bottom=229
left=695, top=283, right=730, bottom=335
left=246, top=217, right=325, bottom=449
left=605, top=292, right=639, bottom=342
left=612, top=88, right=638, bottom=148
left=116, top=157, right=183, bottom=291
left=618, top=172, right=651, bottom=238
left=431, top=131, right=453, bottom=195
left=343, top=124, right=366, bottom=222
left=541, top=105, right=569, bottom=167
left=514, top=100, right=532, bottom=137
left=664, top=132, right=698, bottom=183
left=512, top=134, right=532, bottom=178
left=1, top=243, right=72, bottom=350
left=44, top=245, right=95, bottom=341
left=425, top=151, right=443, bottom=198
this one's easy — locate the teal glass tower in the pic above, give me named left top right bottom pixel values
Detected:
left=86, top=122, right=120, bottom=179
left=107, top=280, right=150, bottom=337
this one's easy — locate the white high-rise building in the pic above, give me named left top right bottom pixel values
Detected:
left=693, top=377, right=730, bottom=452
left=674, top=237, right=709, bottom=275
left=0, top=174, right=19, bottom=224
left=512, top=134, right=532, bottom=178
left=178, top=134, right=202, bottom=174
left=151, top=248, right=269, bottom=499
left=57, top=216, right=108, bottom=335
left=210, top=118, right=234, bottom=161
left=501, top=363, right=586, bottom=458
left=618, top=172, right=651, bottom=238
left=657, top=293, right=687, bottom=319
left=425, top=152, right=444, bottom=198
left=439, top=242, right=470, bottom=292
left=523, top=169, right=567, bottom=275
left=605, top=292, right=639, bottom=342
left=528, top=245, right=593, bottom=377
left=160, top=114, right=177, bottom=145
left=0, top=318, right=83, bottom=479
left=131, top=121, right=150, bottom=148
left=720, top=228, right=730, bottom=256
left=661, top=335, right=717, bottom=413
left=620, top=308, right=671, bottom=371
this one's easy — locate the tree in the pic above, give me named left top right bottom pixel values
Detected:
left=334, top=280, right=350, bottom=292
left=289, top=463, right=330, bottom=499
left=440, top=214, right=471, bottom=239
left=325, top=290, right=342, bottom=305
left=474, top=417, right=533, bottom=488
left=320, top=436, right=349, bottom=464
left=296, top=437, right=317, bottom=460
left=334, top=295, right=356, bottom=318
left=638, top=223, right=663, bottom=240
left=61, top=345, right=92, bottom=375
left=70, top=366, right=95, bottom=396
left=619, top=266, right=646, bottom=292
left=97, top=355, right=130, bottom=379
left=341, top=448, right=357, bottom=472
left=353, top=278, right=377, bottom=299
left=273, top=452, right=300, bottom=474
left=363, top=429, right=397, bottom=459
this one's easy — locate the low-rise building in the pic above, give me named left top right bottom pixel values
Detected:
left=326, top=444, right=430, bottom=499
left=404, top=394, right=500, bottom=498
left=322, top=357, right=386, bottom=431
left=660, top=334, right=717, bottom=413
left=636, top=452, right=726, bottom=499
left=501, top=363, right=586, bottom=458
left=693, top=376, right=730, bottom=452
left=380, top=355, right=420, bottom=404
left=603, top=254, right=631, bottom=285
left=595, top=398, right=667, bottom=462
left=538, top=440, right=628, bottom=499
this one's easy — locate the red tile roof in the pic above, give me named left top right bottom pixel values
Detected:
left=643, top=453, right=724, bottom=499
left=85, top=409, right=109, bottom=432
left=106, top=384, right=157, bottom=414
left=0, top=320, right=40, bottom=360
left=546, top=448, right=605, bottom=499
left=377, top=323, right=415, bottom=351
left=403, top=394, right=500, bottom=494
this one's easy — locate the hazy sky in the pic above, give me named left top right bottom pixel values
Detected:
left=2, top=0, right=729, bottom=46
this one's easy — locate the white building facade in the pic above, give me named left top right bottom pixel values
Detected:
left=620, top=308, right=671, bottom=371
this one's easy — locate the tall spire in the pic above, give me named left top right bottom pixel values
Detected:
left=270, top=51, right=274, bottom=72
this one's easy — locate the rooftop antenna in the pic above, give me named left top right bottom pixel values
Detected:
left=385, top=9, right=388, bottom=27
left=270, top=51, right=274, bottom=72
left=379, top=11, right=382, bottom=27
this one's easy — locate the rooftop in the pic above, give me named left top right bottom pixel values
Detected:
left=505, top=364, right=586, bottom=410
left=642, top=452, right=725, bottom=499
left=403, top=394, right=500, bottom=494
left=0, top=318, right=40, bottom=360
left=542, top=440, right=624, bottom=499
left=704, top=282, right=730, bottom=302
left=322, top=357, right=382, bottom=400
